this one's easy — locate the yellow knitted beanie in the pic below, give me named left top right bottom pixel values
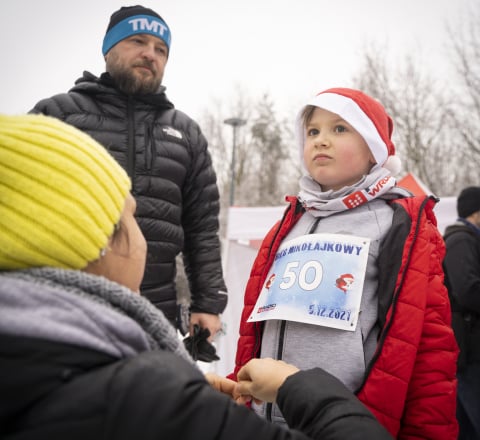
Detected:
left=0, top=114, right=131, bottom=270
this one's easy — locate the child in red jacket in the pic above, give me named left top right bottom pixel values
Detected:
left=231, top=88, right=458, bottom=439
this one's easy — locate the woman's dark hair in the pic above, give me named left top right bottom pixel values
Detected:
left=110, top=220, right=131, bottom=255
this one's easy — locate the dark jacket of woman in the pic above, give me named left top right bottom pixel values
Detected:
left=0, top=268, right=392, bottom=440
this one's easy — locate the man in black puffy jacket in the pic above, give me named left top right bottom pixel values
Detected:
left=31, top=5, right=227, bottom=337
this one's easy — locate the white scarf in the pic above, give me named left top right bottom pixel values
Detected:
left=298, top=167, right=408, bottom=218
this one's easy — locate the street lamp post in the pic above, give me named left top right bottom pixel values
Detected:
left=224, top=117, right=246, bottom=206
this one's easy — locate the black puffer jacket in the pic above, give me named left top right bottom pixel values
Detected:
left=31, top=72, right=227, bottom=321
left=444, top=221, right=480, bottom=367
left=0, top=269, right=391, bottom=440
left=0, top=335, right=392, bottom=440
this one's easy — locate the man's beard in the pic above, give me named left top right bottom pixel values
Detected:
left=107, top=56, right=162, bottom=95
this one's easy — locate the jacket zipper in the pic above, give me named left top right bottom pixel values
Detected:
left=145, top=122, right=155, bottom=171
left=127, top=97, right=136, bottom=192
left=254, top=199, right=300, bottom=423
left=265, top=319, right=287, bottom=421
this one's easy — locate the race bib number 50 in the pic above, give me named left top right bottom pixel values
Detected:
left=248, top=233, right=370, bottom=331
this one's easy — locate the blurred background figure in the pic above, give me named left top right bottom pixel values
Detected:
left=444, top=186, right=480, bottom=440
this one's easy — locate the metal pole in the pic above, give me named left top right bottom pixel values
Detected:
left=224, top=118, right=246, bottom=206
left=229, top=125, right=237, bottom=206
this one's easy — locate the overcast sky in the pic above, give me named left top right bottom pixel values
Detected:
left=0, top=0, right=474, bottom=120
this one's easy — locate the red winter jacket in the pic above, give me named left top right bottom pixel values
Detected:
left=230, top=195, right=458, bottom=439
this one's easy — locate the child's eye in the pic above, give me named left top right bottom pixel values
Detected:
left=307, top=128, right=319, bottom=136
left=334, top=125, right=347, bottom=133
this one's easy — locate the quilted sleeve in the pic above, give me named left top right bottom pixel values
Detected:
left=398, top=217, right=459, bottom=439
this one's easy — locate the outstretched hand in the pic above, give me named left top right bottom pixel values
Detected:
left=205, top=373, right=240, bottom=400
left=235, top=358, right=299, bottom=404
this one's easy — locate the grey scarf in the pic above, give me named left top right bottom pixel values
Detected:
left=298, top=167, right=409, bottom=217
left=0, top=267, right=195, bottom=366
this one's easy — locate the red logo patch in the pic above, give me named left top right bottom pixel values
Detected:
left=342, top=191, right=368, bottom=209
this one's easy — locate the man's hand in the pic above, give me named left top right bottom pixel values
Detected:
left=190, top=312, right=222, bottom=341
left=235, top=358, right=299, bottom=404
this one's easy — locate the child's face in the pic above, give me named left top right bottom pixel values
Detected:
left=303, top=107, right=376, bottom=191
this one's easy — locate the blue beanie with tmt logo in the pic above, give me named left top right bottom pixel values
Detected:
left=102, top=5, right=171, bottom=56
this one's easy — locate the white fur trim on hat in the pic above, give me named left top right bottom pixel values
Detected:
left=383, top=155, right=402, bottom=175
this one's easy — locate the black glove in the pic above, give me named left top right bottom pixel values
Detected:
left=183, top=324, right=220, bottom=363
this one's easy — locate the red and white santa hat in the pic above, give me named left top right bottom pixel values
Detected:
left=296, top=87, right=402, bottom=175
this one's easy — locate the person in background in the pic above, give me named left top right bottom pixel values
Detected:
left=443, top=186, right=480, bottom=440
left=0, top=113, right=393, bottom=440
left=230, top=88, right=458, bottom=439
left=30, top=4, right=226, bottom=340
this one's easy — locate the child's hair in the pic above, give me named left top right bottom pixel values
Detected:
left=301, top=105, right=317, bottom=128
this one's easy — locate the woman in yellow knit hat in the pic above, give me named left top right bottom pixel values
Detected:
left=0, top=114, right=391, bottom=440
left=0, top=112, right=144, bottom=288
